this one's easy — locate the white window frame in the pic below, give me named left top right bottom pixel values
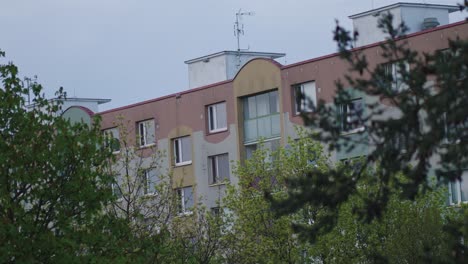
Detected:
left=244, top=138, right=280, bottom=162
left=340, top=98, right=365, bottom=134
left=177, top=186, right=194, bottom=215
left=103, top=127, right=120, bottom=153
left=449, top=171, right=468, bottom=205
left=207, top=102, right=227, bottom=133
left=137, top=119, right=155, bottom=147
left=141, top=168, right=158, bottom=195
left=208, top=153, right=230, bottom=185
left=294, top=81, right=317, bottom=114
left=111, top=175, right=123, bottom=200
left=174, top=136, right=192, bottom=166
left=242, top=90, right=280, bottom=143
left=383, top=60, right=409, bottom=92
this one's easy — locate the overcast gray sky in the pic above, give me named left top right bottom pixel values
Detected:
left=1, top=0, right=466, bottom=111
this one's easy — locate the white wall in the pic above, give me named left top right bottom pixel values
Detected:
left=188, top=55, right=227, bottom=89
left=353, top=5, right=451, bottom=47
left=353, top=7, right=402, bottom=47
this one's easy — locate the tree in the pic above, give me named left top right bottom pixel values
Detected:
left=269, top=4, right=468, bottom=262
left=310, top=172, right=458, bottom=263
left=0, top=50, right=122, bottom=262
left=101, top=115, right=227, bottom=263
left=221, top=130, right=325, bottom=263
left=166, top=206, right=226, bottom=264
left=101, top=116, right=178, bottom=260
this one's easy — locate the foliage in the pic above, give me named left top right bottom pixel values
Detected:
left=165, top=207, right=226, bottom=264
left=269, top=4, right=468, bottom=262
left=101, top=115, right=227, bottom=263
left=102, top=116, right=176, bottom=243
left=0, top=50, right=121, bottom=262
left=312, top=172, right=459, bottom=263
left=222, top=130, right=326, bottom=263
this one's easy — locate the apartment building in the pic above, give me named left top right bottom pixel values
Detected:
left=87, top=3, right=468, bottom=212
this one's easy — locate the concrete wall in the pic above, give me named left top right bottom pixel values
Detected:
left=353, top=7, right=402, bottom=47
left=188, top=55, right=227, bottom=89
left=353, top=5, right=452, bottom=47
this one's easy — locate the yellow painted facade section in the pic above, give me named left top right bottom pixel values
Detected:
left=232, top=59, right=285, bottom=160
left=168, top=126, right=195, bottom=189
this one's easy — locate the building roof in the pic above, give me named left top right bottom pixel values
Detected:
left=349, top=2, right=459, bottom=19
left=26, top=97, right=111, bottom=109
left=59, top=97, right=112, bottom=104
left=184, top=50, right=286, bottom=64
left=63, top=105, right=95, bottom=116
left=283, top=19, right=467, bottom=69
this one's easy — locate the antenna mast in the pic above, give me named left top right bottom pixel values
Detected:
left=234, top=9, right=254, bottom=68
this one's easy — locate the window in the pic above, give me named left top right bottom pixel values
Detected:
left=388, top=132, right=409, bottom=154
left=243, top=90, right=280, bottom=143
left=437, top=48, right=467, bottom=80
left=245, top=139, right=280, bottom=162
left=293, top=81, right=317, bottom=114
left=444, top=113, right=468, bottom=144
left=210, top=207, right=221, bottom=217
left=103, top=127, right=120, bottom=152
left=449, top=171, right=468, bottom=205
left=140, top=168, right=159, bottom=195
left=208, top=153, right=230, bottom=184
left=177, top=186, right=194, bottom=214
left=245, top=144, right=257, bottom=160
left=137, top=119, right=155, bottom=147
left=207, top=102, right=227, bottom=133
left=111, top=183, right=122, bottom=199
left=112, top=175, right=123, bottom=199
left=341, top=157, right=364, bottom=174
left=173, top=136, right=192, bottom=166
left=339, top=98, right=364, bottom=133
left=382, top=60, right=409, bottom=92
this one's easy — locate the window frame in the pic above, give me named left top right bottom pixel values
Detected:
left=111, top=175, right=123, bottom=200
left=177, top=186, right=194, bottom=215
left=339, top=98, right=365, bottom=134
left=382, top=60, right=409, bottom=92
left=448, top=171, right=468, bottom=205
left=244, top=138, right=280, bottom=162
left=140, top=168, right=158, bottom=195
left=444, top=112, right=468, bottom=144
left=137, top=119, right=155, bottom=148
left=293, top=81, right=317, bottom=115
left=103, top=127, right=120, bottom=153
left=208, top=153, right=230, bottom=185
left=242, top=90, right=281, bottom=144
left=207, top=102, right=228, bottom=133
left=173, top=136, right=192, bottom=166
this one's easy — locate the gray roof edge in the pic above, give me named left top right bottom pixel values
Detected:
left=64, top=98, right=111, bottom=104
left=50, top=97, right=112, bottom=104
left=26, top=98, right=111, bottom=109
left=349, top=2, right=459, bottom=19
left=184, top=51, right=286, bottom=64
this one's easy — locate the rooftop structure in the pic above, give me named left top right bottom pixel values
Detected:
left=349, top=2, right=459, bottom=46
left=185, top=50, right=285, bottom=89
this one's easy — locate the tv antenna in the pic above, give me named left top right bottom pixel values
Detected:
left=234, top=9, right=254, bottom=67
